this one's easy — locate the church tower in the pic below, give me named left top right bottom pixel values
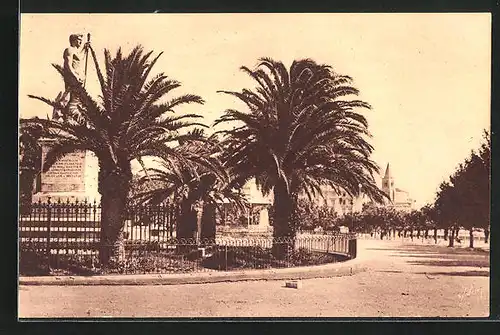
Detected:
left=381, top=163, right=395, bottom=203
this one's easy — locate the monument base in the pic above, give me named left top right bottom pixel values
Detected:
left=32, top=139, right=100, bottom=205
left=32, top=191, right=101, bottom=204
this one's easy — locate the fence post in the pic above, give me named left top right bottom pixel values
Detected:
left=348, top=236, right=357, bottom=259
left=46, top=197, right=52, bottom=271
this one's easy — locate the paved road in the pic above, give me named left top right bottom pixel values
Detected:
left=19, top=239, right=489, bottom=318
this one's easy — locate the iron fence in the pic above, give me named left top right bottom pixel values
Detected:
left=19, top=200, right=357, bottom=276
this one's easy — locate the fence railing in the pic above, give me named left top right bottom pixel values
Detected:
left=19, top=200, right=357, bottom=276
left=20, top=235, right=356, bottom=276
left=19, top=199, right=177, bottom=250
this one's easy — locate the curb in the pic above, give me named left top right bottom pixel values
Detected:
left=19, top=258, right=367, bottom=286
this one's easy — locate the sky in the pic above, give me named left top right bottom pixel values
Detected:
left=19, top=13, right=491, bottom=208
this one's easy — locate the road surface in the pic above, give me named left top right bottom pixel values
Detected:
left=19, top=239, right=489, bottom=318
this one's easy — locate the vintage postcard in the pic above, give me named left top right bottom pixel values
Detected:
left=18, top=13, right=490, bottom=318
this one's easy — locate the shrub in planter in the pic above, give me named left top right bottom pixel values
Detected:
left=100, top=251, right=198, bottom=274
left=202, top=245, right=274, bottom=270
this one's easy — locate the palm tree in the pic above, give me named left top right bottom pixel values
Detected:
left=19, top=120, right=43, bottom=213
left=133, top=129, right=247, bottom=242
left=214, top=57, right=387, bottom=257
left=22, top=45, right=205, bottom=267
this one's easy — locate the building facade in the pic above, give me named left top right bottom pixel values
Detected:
left=303, top=185, right=367, bottom=216
left=381, top=163, right=414, bottom=212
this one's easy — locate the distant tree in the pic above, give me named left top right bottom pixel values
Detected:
left=435, top=181, right=459, bottom=247
left=450, top=131, right=490, bottom=247
left=359, top=205, right=393, bottom=238
left=466, top=131, right=490, bottom=243
left=420, top=204, right=438, bottom=243
left=433, top=130, right=490, bottom=248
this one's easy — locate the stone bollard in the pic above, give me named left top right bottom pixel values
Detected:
left=285, top=280, right=302, bottom=289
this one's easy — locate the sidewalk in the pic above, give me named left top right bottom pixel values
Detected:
left=19, top=255, right=367, bottom=286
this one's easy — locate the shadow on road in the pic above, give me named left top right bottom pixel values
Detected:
left=377, top=270, right=404, bottom=274
left=390, top=254, right=487, bottom=259
left=407, top=259, right=489, bottom=268
left=376, top=269, right=489, bottom=277
left=366, top=246, right=489, bottom=255
left=366, top=243, right=490, bottom=272
left=415, top=270, right=489, bottom=277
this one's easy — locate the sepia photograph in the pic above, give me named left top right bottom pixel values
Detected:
left=18, top=13, right=490, bottom=318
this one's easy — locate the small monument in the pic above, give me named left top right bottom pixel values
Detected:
left=31, top=33, right=98, bottom=203
left=244, top=179, right=272, bottom=232
left=32, top=138, right=100, bottom=203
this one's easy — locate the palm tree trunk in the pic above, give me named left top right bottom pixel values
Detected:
left=201, top=203, right=217, bottom=242
left=272, top=181, right=295, bottom=259
left=175, top=197, right=202, bottom=255
left=434, top=227, right=438, bottom=244
left=469, top=227, right=474, bottom=248
left=484, top=229, right=489, bottom=243
left=98, top=166, right=131, bottom=268
left=177, top=199, right=197, bottom=239
left=448, top=228, right=455, bottom=247
left=99, top=194, right=127, bottom=267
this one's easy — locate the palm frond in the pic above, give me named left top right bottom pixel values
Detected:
left=215, top=57, right=383, bottom=229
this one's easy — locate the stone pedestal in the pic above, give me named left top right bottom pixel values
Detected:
left=32, top=138, right=100, bottom=203
left=248, top=204, right=272, bottom=233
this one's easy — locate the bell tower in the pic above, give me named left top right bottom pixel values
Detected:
left=381, top=163, right=395, bottom=203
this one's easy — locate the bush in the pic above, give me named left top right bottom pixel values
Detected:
left=19, top=248, right=50, bottom=276
left=20, top=240, right=348, bottom=275
left=103, top=252, right=198, bottom=274
left=202, top=245, right=342, bottom=270
left=19, top=243, right=98, bottom=276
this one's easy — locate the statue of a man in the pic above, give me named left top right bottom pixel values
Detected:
left=64, top=33, right=86, bottom=88
left=52, top=33, right=90, bottom=122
